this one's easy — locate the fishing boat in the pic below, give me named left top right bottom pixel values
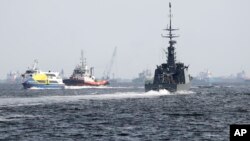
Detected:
left=21, top=60, right=65, bottom=89
left=63, top=51, right=109, bottom=86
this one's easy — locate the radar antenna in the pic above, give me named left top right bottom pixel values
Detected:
left=161, top=2, right=179, bottom=40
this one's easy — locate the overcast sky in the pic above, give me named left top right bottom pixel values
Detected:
left=0, top=0, right=249, bottom=79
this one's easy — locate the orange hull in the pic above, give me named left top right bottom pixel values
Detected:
left=84, top=80, right=109, bottom=86
left=63, top=79, right=109, bottom=86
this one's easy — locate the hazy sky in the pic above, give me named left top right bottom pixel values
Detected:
left=0, top=0, right=250, bottom=79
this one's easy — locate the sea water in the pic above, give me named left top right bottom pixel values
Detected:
left=0, top=83, right=249, bottom=140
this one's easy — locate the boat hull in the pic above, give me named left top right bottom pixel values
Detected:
left=63, top=79, right=109, bottom=86
left=145, top=82, right=191, bottom=92
left=22, top=81, right=65, bottom=89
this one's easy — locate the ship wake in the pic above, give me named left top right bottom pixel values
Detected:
left=64, top=86, right=131, bottom=89
left=0, top=90, right=194, bottom=107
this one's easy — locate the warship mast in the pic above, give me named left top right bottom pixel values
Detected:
left=162, top=2, right=179, bottom=74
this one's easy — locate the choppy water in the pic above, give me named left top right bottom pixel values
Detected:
left=0, top=83, right=249, bottom=141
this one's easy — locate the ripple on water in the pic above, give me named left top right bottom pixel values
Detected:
left=0, top=83, right=250, bottom=140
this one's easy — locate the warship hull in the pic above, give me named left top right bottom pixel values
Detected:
left=145, top=82, right=191, bottom=92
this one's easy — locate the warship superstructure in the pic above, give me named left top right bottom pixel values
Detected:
left=145, top=3, right=192, bottom=92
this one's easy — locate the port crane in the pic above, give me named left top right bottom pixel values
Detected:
left=103, top=47, right=117, bottom=80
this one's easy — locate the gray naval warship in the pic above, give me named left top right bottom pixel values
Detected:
left=145, top=3, right=192, bottom=92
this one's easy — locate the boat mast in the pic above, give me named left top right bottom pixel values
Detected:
left=32, top=60, right=38, bottom=70
left=162, top=2, right=179, bottom=73
left=80, top=50, right=86, bottom=68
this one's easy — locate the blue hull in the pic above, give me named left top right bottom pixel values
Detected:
left=22, top=82, right=65, bottom=89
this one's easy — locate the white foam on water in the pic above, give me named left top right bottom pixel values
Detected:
left=29, top=87, right=61, bottom=90
left=146, top=89, right=195, bottom=95
left=0, top=89, right=194, bottom=107
left=64, top=86, right=131, bottom=89
left=175, top=90, right=196, bottom=95
left=0, top=90, right=173, bottom=107
left=96, top=90, right=172, bottom=99
left=65, top=86, right=107, bottom=89
left=26, top=86, right=136, bottom=90
left=0, top=114, right=42, bottom=122
left=146, top=89, right=171, bottom=95
left=0, top=116, right=12, bottom=122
